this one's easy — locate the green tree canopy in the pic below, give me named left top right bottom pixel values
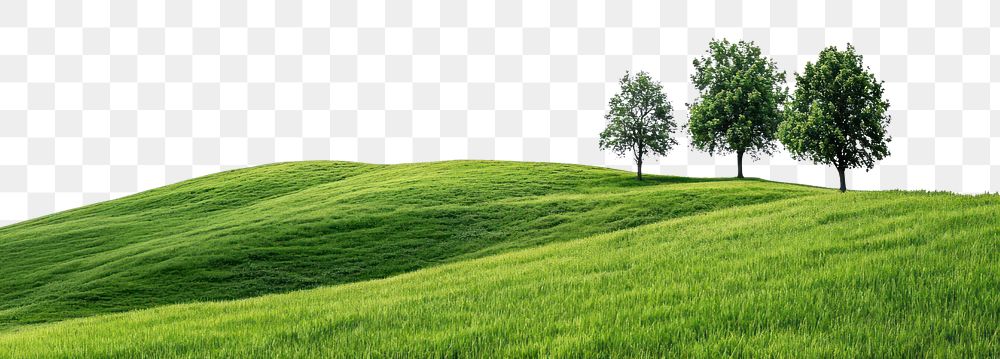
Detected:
left=688, top=39, right=788, bottom=178
left=599, top=71, right=677, bottom=180
left=779, top=44, right=891, bottom=192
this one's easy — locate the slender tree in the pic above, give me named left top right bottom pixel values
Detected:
left=688, top=39, right=788, bottom=178
left=599, top=71, right=677, bottom=180
left=779, top=44, right=891, bottom=192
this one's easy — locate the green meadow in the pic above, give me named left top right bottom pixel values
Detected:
left=0, top=161, right=997, bottom=357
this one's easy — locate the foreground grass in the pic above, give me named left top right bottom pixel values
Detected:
left=0, top=160, right=819, bottom=328
left=1, top=189, right=997, bottom=357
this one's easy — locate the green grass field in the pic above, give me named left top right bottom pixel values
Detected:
left=0, top=161, right=997, bottom=357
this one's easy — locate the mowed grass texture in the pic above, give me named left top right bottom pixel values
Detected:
left=0, top=160, right=818, bottom=328
left=1, top=189, right=998, bottom=357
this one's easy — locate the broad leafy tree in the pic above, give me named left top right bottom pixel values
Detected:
left=779, top=44, right=891, bottom=192
left=600, top=71, right=677, bottom=180
left=688, top=39, right=788, bottom=178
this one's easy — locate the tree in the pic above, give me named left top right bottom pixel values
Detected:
left=778, top=44, right=891, bottom=192
left=687, top=39, right=788, bottom=179
left=599, top=71, right=677, bottom=181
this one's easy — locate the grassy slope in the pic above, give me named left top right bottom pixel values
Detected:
left=0, top=160, right=819, bottom=328
left=1, top=190, right=997, bottom=357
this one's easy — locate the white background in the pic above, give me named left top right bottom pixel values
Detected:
left=0, top=0, right=998, bottom=225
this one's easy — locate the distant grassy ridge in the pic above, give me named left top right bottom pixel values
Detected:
left=1, top=189, right=997, bottom=357
left=0, top=160, right=821, bottom=328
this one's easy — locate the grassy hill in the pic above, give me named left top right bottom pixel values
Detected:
left=1, top=161, right=997, bottom=357
left=0, top=182, right=997, bottom=356
left=0, top=161, right=819, bottom=329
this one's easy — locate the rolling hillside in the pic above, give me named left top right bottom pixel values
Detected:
left=0, top=182, right=997, bottom=356
left=0, top=161, right=819, bottom=329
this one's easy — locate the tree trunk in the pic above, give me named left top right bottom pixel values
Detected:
left=736, top=151, right=744, bottom=179
left=636, top=159, right=643, bottom=181
left=837, top=167, right=847, bottom=192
